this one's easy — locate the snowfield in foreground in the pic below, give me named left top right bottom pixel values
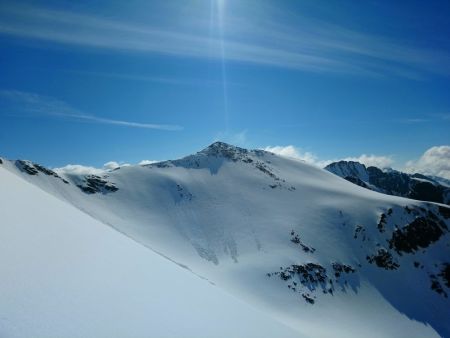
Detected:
left=0, top=167, right=300, bottom=338
left=1, top=142, right=449, bottom=338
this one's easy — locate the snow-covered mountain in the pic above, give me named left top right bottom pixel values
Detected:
left=325, top=160, right=450, bottom=205
left=0, top=164, right=300, bottom=338
left=1, top=142, right=449, bottom=337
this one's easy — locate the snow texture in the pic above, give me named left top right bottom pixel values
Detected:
left=1, top=142, right=449, bottom=338
left=0, top=166, right=301, bottom=338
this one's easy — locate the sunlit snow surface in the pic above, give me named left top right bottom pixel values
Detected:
left=0, top=167, right=302, bottom=338
left=1, top=143, right=448, bottom=337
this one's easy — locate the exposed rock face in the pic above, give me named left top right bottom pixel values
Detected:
left=271, top=205, right=449, bottom=303
left=439, top=206, right=450, bottom=219
left=16, top=160, right=39, bottom=175
left=344, top=175, right=370, bottom=189
left=439, top=264, right=450, bottom=288
left=364, top=206, right=449, bottom=297
left=388, top=216, right=446, bottom=254
left=367, top=166, right=411, bottom=195
left=268, top=261, right=357, bottom=304
left=200, top=142, right=258, bottom=161
left=366, top=248, right=399, bottom=270
left=15, top=160, right=69, bottom=183
left=77, top=175, right=118, bottom=194
left=430, top=274, right=447, bottom=298
left=268, top=230, right=357, bottom=304
left=354, top=224, right=366, bottom=240
left=377, top=211, right=389, bottom=233
left=290, top=230, right=315, bottom=253
left=332, top=262, right=356, bottom=277
left=325, top=161, right=369, bottom=182
left=174, top=183, right=193, bottom=202
left=325, top=161, right=450, bottom=205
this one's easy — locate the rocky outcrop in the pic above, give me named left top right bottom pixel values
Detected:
left=273, top=205, right=449, bottom=303
left=388, top=216, right=446, bottom=254
left=290, top=230, right=315, bottom=253
left=439, top=264, right=450, bottom=288
left=76, top=175, right=118, bottom=194
left=268, top=261, right=357, bottom=304
left=439, top=206, right=450, bottom=219
left=268, top=230, right=357, bottom=304
left=364, top=206, right=450, bottom=298
left=15, top=160, right=69, bottom=183
left=325, top=161, right=450, bottom=205
left=366, top=248, right=399, bottom=270
left=325, top=161, right=369, bottom=182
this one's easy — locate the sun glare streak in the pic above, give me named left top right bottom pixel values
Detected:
left=211, top=0, right=229, bottom=133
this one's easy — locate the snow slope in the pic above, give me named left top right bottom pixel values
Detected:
left=0, top=165, right=301, bottom=338
left=2, top=142, right=449, bottom=337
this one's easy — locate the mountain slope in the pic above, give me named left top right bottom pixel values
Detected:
left=0, top=165, right=301, bottom=338
left=325, top=160, right=450, bottom=205
left=2, top=142, right=449, bottom=337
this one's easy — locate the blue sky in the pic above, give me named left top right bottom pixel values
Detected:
left=0, top=0, right=449, bottom=175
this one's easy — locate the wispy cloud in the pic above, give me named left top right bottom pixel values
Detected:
left=0, top=90, right=183, bottom=131
left=60, top=69, right=244, bottom=87
left=0, top=2, right=449, bottom=77
left=395, top=118, right=430, bottom=124
left=432, top=113, right=450, bottom=121
left=393, top=113, right=450, bottom=124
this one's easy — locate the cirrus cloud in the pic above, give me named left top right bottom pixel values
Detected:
left=1, top=1, right=449, bottom=77
left=0, top=90, right=183, bottom=131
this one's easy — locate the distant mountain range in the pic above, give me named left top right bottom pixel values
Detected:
left=325, top=160, right=450, bottom=205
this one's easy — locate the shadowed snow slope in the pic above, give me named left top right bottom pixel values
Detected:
left=1, top=142, right=449, bottom=337
left=0, top=166, right=301, bottom=338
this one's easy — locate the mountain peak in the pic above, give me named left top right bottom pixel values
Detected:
left=326, top=160, right=367, bottom=169
left=198, top=142, right=272, bottom=162
left=203, top=141, right=242, bottom=152
left=325, top=160, right=369, bottom=182
left=208, top=141, right=234, bottom=148
left=200, top=141, right=249, bottom=158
